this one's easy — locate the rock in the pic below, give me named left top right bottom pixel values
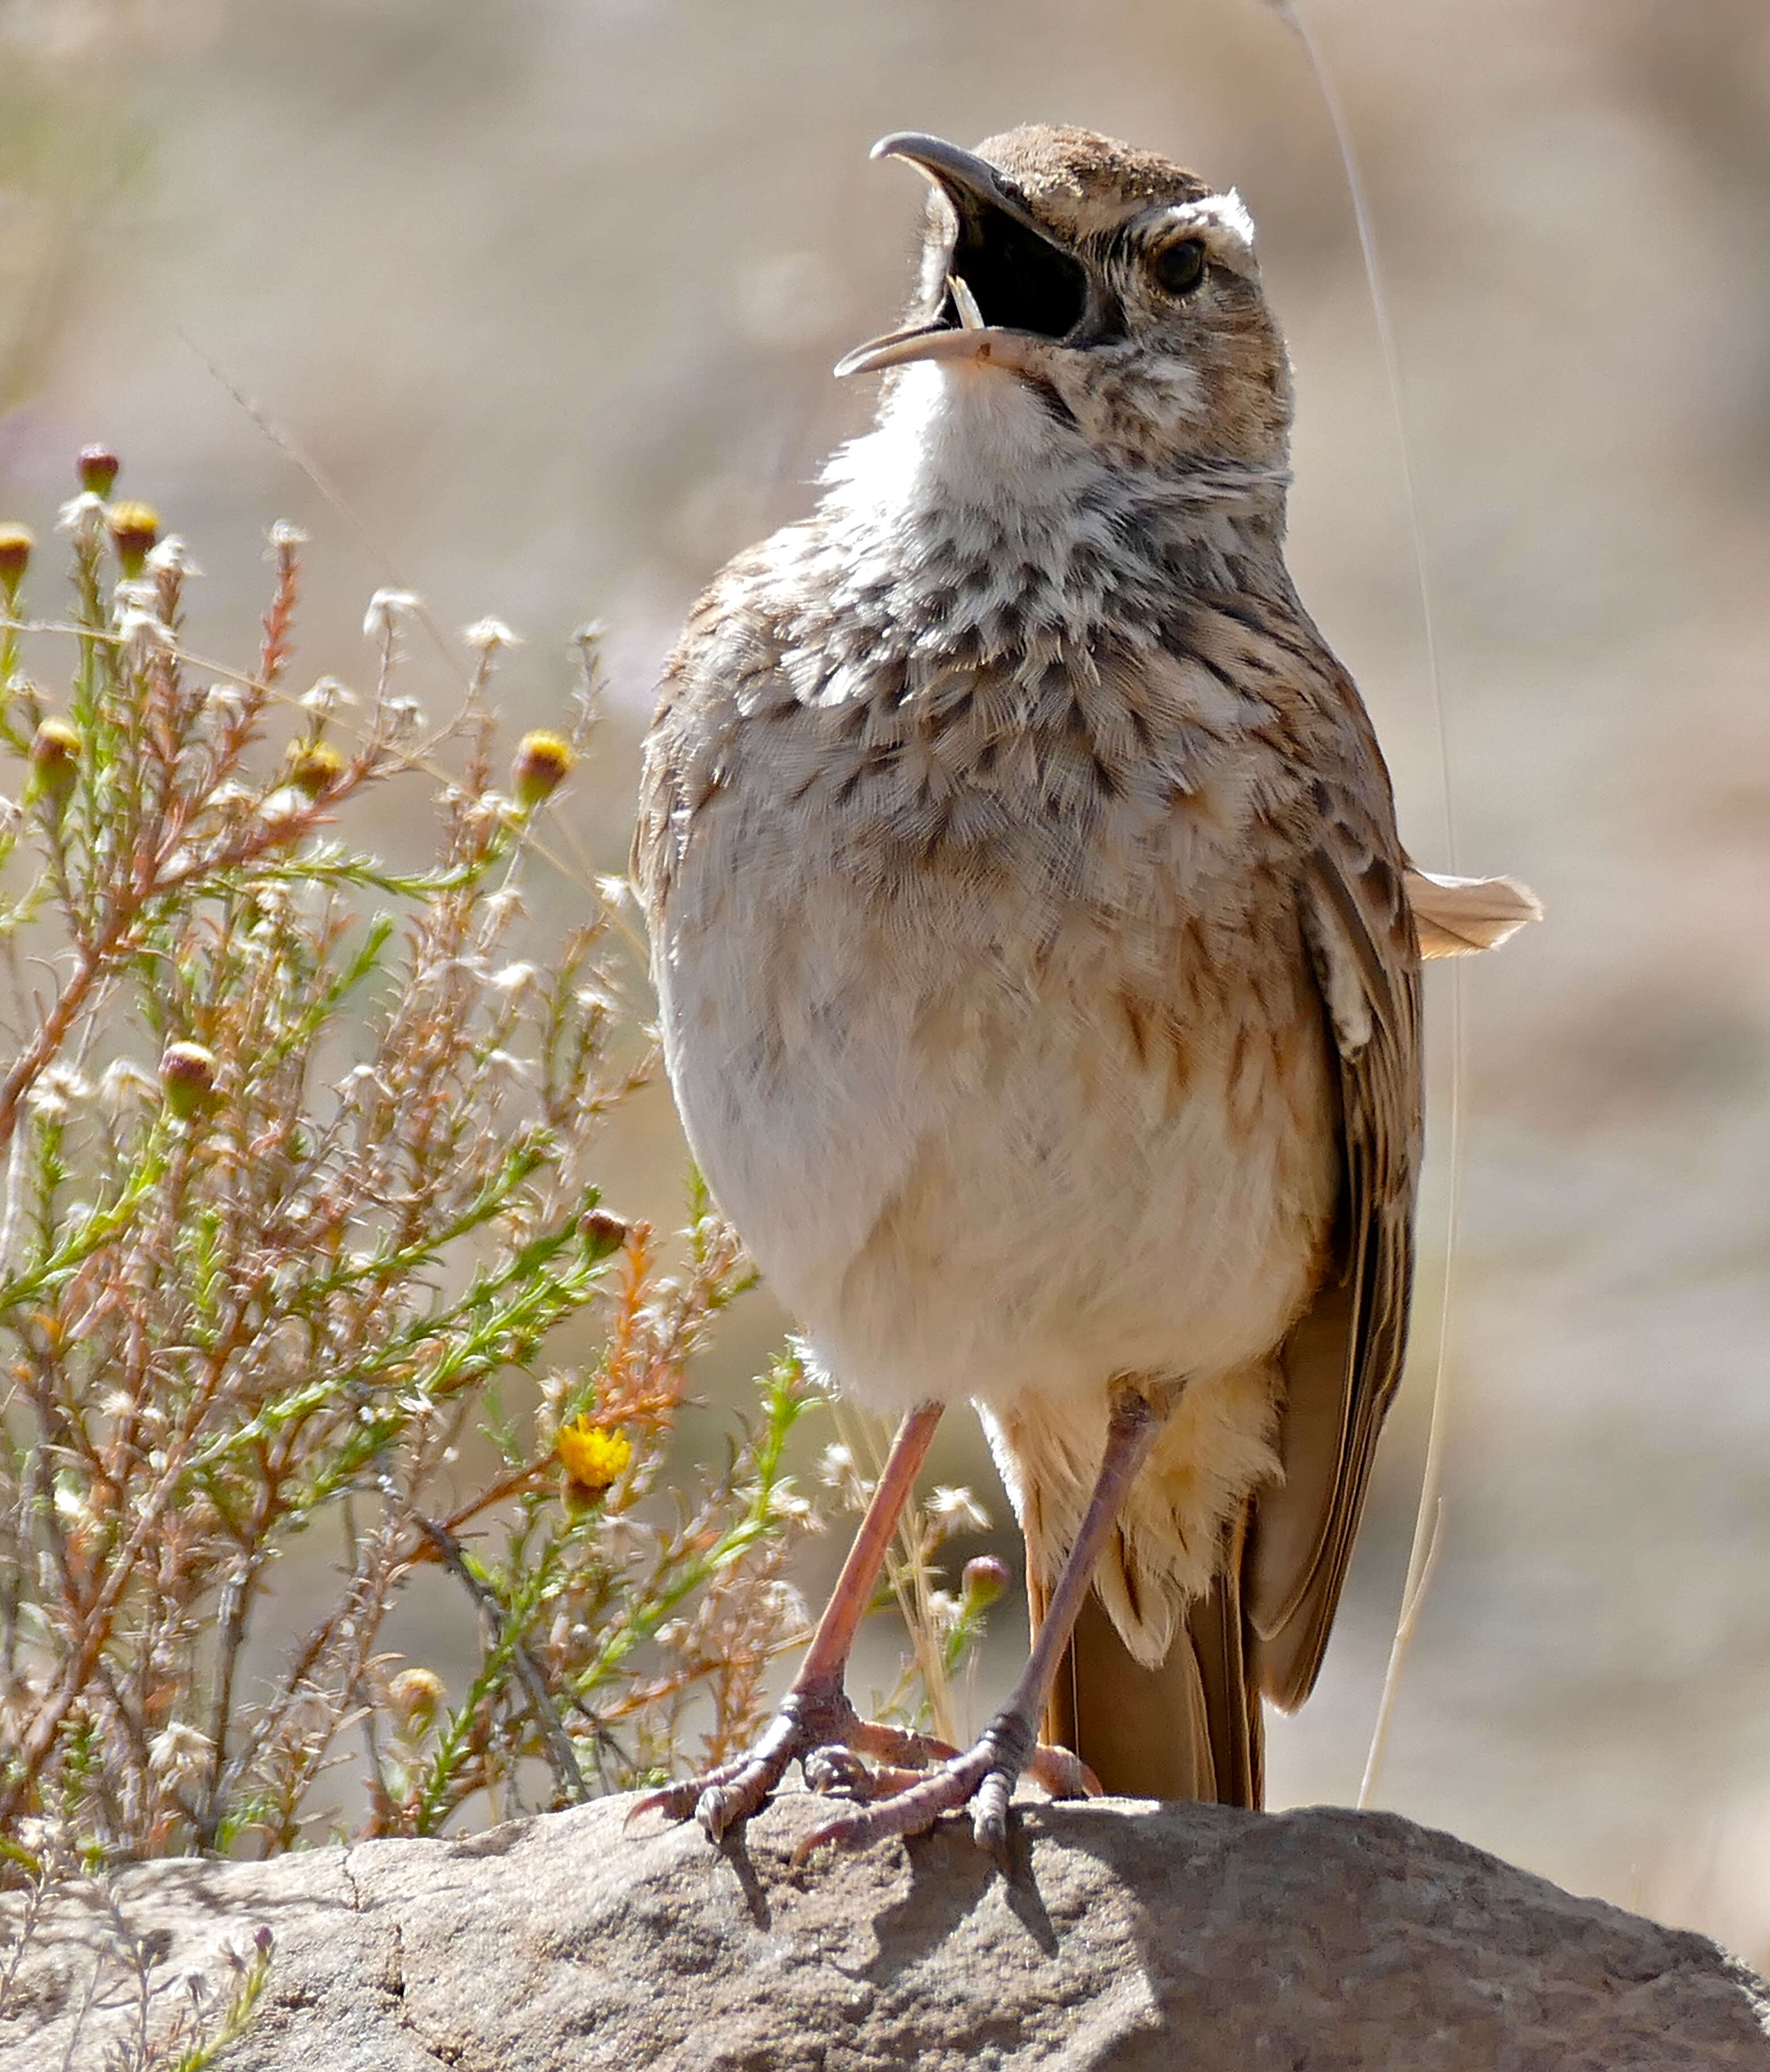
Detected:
left=3, top=1790, right=1766, bottom=2070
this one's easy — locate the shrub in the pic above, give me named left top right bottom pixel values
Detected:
left=0, top=457, right=823, bottom=1858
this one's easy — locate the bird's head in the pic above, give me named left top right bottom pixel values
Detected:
left=838, top=125, right=1292, bottom=475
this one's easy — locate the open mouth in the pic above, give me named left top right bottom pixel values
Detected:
left=836, top=132, right=1092, bottom=378
left=939, top=179, right=1088, bottom=338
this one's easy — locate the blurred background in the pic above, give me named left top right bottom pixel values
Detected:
left=4, top=0, right=1768, bottom=1961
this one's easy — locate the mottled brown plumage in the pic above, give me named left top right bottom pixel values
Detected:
left=632, top=124, right=1536, bottom=1860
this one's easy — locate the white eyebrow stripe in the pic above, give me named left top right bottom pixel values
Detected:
left=1153, top=190, right=1257, bottom=252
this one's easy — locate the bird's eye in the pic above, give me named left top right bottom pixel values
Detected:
left=1149, top=239, right=1207, bottom=297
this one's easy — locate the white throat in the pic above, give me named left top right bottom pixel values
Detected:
left=821, top=362, right=1105, bottom=551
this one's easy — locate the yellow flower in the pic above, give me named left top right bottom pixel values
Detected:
left=511, top=729, right=575, bottom=811
left=386, top=1666, right=445, bottom=1736
left=0, top=523, right=33, bottom=599
left=285, top=737, right=346, bottom=797
left=24, top=718, right=80, bottom=807
left=107, top=500, right=159, bottom=577
left=557, top=1418, right=632, bottom=1502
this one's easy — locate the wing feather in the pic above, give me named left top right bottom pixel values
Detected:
left=1405, top=868, right=1541, bottom=958
left=1246, top=795, right=1423, bottom=1711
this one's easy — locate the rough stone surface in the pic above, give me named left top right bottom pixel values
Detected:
left=3, top=1791, right=1767, bottom=2070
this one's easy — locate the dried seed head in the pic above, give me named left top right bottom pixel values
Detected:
left=57, top=492, right=104, bottom=542
left=99, top=1058, right=161, bottom=1112
left=927, top=1484, right=991, bottom=1536
left=26, top=718, right=81, bottom=805
left=257, top=785, right=311, bottom=839
left=28, top=1066, right=91, bottom=1118
left=285, top=737, right=346, bottom=798
left=160, top=1040, right=217, bottom=1118
left=961, top=1555, right=1012, bottom=1610
left=463, top=617, right=523, bottom=653
left=144, top=534, right=198, bottom=579
left=596, top=1511, right=648, bottom=1564
left=512, top=729, right=575, bottom=811
left=362, top=587, right=421, bottom=641
left=77, top=445, right=120, bottom=497
left=0, top=523, right=32, bottom=598
left=107, top=500, right=160, bottom=578
left=386, top=1666, right=445, bottom=1735
left=116, top=606, right=175, bottom=653
left=925, top=1588, right=961, bottom=1637
left=299, top=675, right=356, bottom=717
left=558, top=1418, right=633, bottom=1504
left=147, top=1720, right=213, bottom=1779
left=817, top=1442, right=872, bottom=1507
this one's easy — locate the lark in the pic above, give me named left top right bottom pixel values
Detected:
left=633, top=125, right=1537, bottom=1861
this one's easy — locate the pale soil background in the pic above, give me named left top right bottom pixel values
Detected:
left=3, top=0, right=1768, bottom=1964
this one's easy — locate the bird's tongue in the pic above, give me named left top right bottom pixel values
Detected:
left=947, top=274, right=986, bottom=331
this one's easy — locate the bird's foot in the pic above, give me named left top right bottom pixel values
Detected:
left=792, top=1708, right=1098, bottom=1871
left=626, top=1679, right=961, bottom=1843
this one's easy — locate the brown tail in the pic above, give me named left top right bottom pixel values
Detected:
left=1041, top=1515, right=1263, bottom=1808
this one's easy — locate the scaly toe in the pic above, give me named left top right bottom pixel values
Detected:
left=696, top=1761, right=777, bottom=1841
left=847, top=1718, right=961, bottom=1769
left=970, top=1767, right=1014, bottom=1867
left=631, top=1692, right=944, bottom=1848
left=801, top=1743, right=873, bottom=1797
left=791, top=1745, right=1009, bottom=1865
left=627, top=1766, right=739, bottom=1829
left=1026, top=1741, right=1099, bottom=1800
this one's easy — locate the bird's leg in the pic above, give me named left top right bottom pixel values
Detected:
left=796, top=1377, right=1177, bottom=1869
left=629, top=1399, right=950, bottom=1841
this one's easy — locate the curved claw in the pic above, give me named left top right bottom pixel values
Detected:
left=789, top=1723, right=1091, bottom=1870
left=970, top=1765, right=1015, bottom=1868
left=791, top=1737, right=1014, bottom=1866
left=792, top=1760, right=994, bottom=1864
left=624, top=1687, right=957, bottom=1845
left=692, top=1706, right=812, bottom=1839
left=1026, top=1741, right=1099, bottom=1800
left=694, top=1755, right=787, bottom=1841
left=629, top=1695, right=1089, bottom=1862
left=800, top=1744, right=874, bottom=1797
left=626, top=1708, right=806, bottom=1837
left=626, top=1761, right=747, bottom=1831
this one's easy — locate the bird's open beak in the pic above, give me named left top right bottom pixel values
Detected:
left=835, top=132, right=1093, bottom=379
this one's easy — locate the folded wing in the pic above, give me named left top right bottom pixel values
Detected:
left=1247, top=800, right=1424, bottom=1711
